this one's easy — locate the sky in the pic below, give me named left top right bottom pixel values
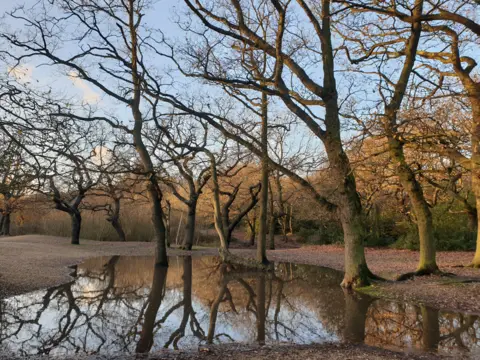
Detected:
left=1, top=0, right=479, bottom=162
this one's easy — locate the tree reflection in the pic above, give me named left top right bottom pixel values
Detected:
left=343, top=290, right=374, bottom=343
left=0, top=256, right=479, bottom=357
left=135, top=265, right=168, bottom=353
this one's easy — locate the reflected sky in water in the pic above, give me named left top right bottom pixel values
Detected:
left=0, top=256, right=479, bottom=357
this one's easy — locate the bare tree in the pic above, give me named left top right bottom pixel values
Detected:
left=2, top=0, right=171, bottom=264
left=155, top=0, right=380, bottom=287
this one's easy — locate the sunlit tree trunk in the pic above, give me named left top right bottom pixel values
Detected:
left=389, top=137, right=438, bottom=273
left=470, top=102, right=480, bottom=267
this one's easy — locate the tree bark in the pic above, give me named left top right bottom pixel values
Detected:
left=1, top=213, right=11, bottom=236
left=390, top=138, right=438, bottom=273
left=128, top=0, right=168, bottom=267
left=0, top=213, right=4, bottom=235
left=470, top=102, right=480, bottom=267
left=323, top=121, right=372, bottom=288
left=248, top=212, right=256, bottom=246
left=71, top=212, right=81, bottom=245
left=257, top=90, right=269, bottom=264
left=471, top=197, right=480, bottom=267
left=268, top=181, right=275, bottom=250
left=182, top=200, right=197, bottom=250
left=108, top=198, right=126, bottom=242
left=111, top=218, right=126, bottom=242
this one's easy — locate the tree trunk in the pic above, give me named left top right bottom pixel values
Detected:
left=268, top=182, right=275, bottom=250
left=389, top=137, right=438, bottom=273
left=129, top=0, right=168, bottom=267
left=109, top=198, right=126, bottom=242
left=470, top=102, right=480, bottom=267
left=1, top=213, right=11, bottom=236
left=148, top=182, right=169, bottom=266
left=182, top=200, right=197, bottom=250
left=324, top=131, right=372, bottom=288
left=257, top=90, right=269, bottom=264
left=165, top=202, right=171, bottom=248
left=471, top=197, right=480, bottom=267
left=71, top=212, right=81, bottom=245
left=288, top=204, right=294, bottom=235
left=248, top=213, right=256, bottom=246
left=339, top=201, right=371, bottom=288
left=268, top=215, right=275, bottom=250
left=111, top=218, right=126, bottom=242
left=0, top=214, right=4, bottom=235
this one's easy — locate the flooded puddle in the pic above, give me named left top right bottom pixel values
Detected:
left=0, top=256, right=479, bottom=357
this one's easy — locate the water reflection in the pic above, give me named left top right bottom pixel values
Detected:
left=0, top=256, right=479, bottom=357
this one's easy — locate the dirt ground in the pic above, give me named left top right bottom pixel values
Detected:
left=0, top=343, right=469, bottom=360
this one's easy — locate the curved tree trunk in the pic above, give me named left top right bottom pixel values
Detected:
left=71, top=212, right=81, bottom=245
left=248, top=213, right=256, bottom=246
left=470, top=103, right=480, bottom=267
left=390, top=137, right=438, bottom=273
left=111, top=218, right=126, bottom=242
left=324, top=130, right=372, bottom=288
left=148, top=183, right=169, bottom=266
left=109, top=198, right=126, bottom=242
left=471, top=197, right=480, bottom=267
left=182, top=200, right=197, bottom=250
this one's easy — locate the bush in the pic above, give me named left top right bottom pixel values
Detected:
left=296, top=220, right=343, bottom=245
left=391, top=204, right=476, bottom=251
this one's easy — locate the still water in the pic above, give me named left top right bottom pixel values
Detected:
left=0, top=256, right=479, bottom=357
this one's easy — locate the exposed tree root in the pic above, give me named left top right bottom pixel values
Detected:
left=466, top=263, right=480, bottom=269
left=396, top=268, right=454, bottom=281
left=341, top=267, right=386, bottom=289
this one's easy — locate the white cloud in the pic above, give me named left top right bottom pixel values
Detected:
left=68, top=70, right=100, bottom=104
left=91, top=145, right=112, bottom=166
